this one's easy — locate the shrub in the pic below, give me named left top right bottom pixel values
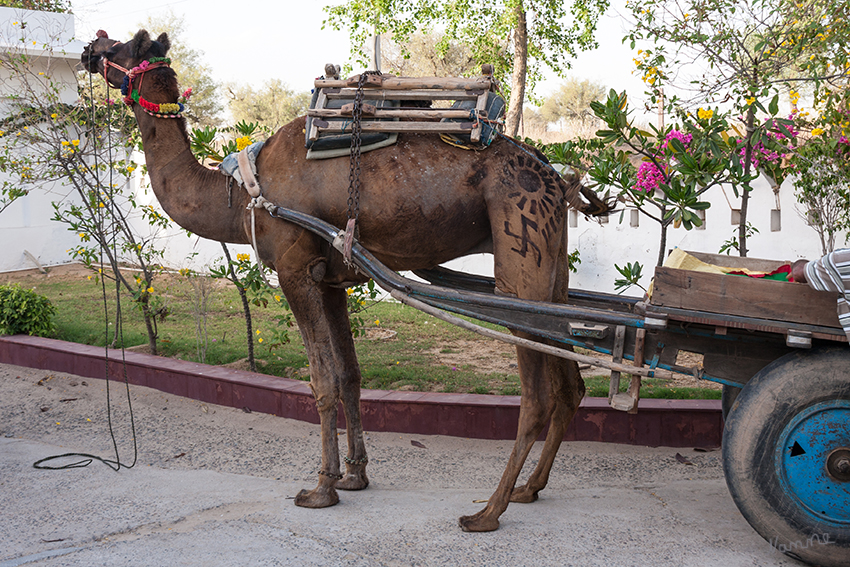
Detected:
left=0, top=284, right=56, bottom=337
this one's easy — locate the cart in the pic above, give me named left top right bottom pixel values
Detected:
left=269, top=206, right=849, bottom=566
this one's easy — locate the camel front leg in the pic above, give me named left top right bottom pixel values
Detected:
left=321, top=286, right=369, bottom=491
left=294, top=377, right=342, bottom=508
left=276, top=263, right=347, bottom=508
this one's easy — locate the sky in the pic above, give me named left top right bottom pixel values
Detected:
left=68, top=0, right=647, bottom=107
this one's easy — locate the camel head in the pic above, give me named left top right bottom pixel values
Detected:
left=82, top=30, right=187, bottom=118
left=82, top=29, right=171, bottom=87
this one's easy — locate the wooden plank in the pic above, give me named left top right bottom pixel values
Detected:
left=315, top=76, right=493, bottom=91
left=307, top=88, right=327, bottom=142
left=470, top=89, right=487, bottom=143
left=651, top=267, right=841, bottom=328
left=626, top=328, right=645, bottom=414
left=316, top=121, right=474, bottom=134
left=686, top=250, right=790, bottom=272
left=324, top=89, right=482, bottom=101
left=308, top=108, right=477, bottom=120
left=608, top=325, right=626, bottom=403
left=647, top=305, right=846, bottom=341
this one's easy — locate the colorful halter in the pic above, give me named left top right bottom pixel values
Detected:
left=104, top=55, right=191, bottom=119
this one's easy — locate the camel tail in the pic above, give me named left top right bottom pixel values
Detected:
left=577, top=185, right=616, bottom=218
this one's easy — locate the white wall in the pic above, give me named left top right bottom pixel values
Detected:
left=441, top=173, right=839, bottom=296
left=0, top=8, right=86, bottom=273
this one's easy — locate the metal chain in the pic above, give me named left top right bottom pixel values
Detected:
left=347, top=71, right=380, bottom=223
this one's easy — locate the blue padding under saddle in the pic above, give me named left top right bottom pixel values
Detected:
left=441, top=91, right=505, bottom=146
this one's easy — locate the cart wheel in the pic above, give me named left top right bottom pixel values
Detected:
left=721, top=385, right=740, bottom=422
left=722, top=346, right=850, bottom=567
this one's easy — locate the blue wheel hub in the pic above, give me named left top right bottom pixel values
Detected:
left=776, top=400, right=850, bottom=526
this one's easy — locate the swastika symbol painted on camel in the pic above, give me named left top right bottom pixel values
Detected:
left=502, top=153, right=565, bottom=266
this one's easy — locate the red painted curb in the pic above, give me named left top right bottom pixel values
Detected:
left=0, top=335, right=722, bottom=447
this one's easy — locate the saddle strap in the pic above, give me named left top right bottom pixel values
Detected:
left=237, top=149, right=261, bottom=198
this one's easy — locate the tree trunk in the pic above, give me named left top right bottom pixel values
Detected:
left=657, top=222, right=668, bottom=267
left=505, top=3, right=528, bottom=137
left=738, top=102, right=756, bottom=257
left=221, top=243, right=256, bottom=372
left=141, top=299, right=158, bottom=356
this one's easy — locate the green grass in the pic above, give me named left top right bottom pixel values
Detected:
left=1, top=267, right=720, bottom=400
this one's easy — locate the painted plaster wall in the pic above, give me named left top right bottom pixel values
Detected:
left=0, top=8, right=86, bottom=273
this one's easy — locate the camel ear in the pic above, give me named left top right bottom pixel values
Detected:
left=131, top=29, right=152, bottom=58
left=156, top=33, right=171, bottom=54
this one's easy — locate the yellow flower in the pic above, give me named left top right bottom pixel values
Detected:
left=811, top=128, right=825, bottom=136
left=147, top=286, right=154, bottom=293
left=274, top=294, right=281, bottom=302
left=61, top=140, right=69, bottom=146
left=98, top=202, right=105, bottom=208
left=374, top=319, right=380, bottom=326
left=236, top=253, right=250, bottom=262
left=87, top=275, right=92, bottom=280
left=746, top=96, right=756, bottom=105
left=256, top=329, right=261, bottom=335
left=258, top=337, right=264, bottom=343
left=127, top=166, right=136, bottom=174
left=71, top=139, right=79, bottom=146
left=697, top=108, right=714, bottom=120
left=236, top=136, right=253, bottom=151
left=78, top=232, right=85, bottom=238
left=51, top=113, right=57, bottom=119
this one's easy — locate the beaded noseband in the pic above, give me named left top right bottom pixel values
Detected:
left=102, top=53, right=191, bottom=119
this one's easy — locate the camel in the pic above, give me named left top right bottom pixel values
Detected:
left=81, top=29, right=610, bottom=532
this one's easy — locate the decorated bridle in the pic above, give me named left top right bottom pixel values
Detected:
left=96, top=30, right=191, bottom=119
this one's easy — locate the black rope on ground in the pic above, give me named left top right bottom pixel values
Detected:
left=33, top=69, right=139, bottom=472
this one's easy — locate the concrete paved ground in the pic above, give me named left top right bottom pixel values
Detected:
left=0, top=363, right=800, bottom=566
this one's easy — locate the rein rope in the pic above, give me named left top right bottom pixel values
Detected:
left=33, top=68, right=139, bottom=472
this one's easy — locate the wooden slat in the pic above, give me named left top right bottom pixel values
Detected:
left=315, top=76, right=493, bottom=91
left=324, top=88, right=483, bottom=101
left=685, top=250, right=790, bottom=272
left=307, top=88, right=327, bottom=142
left=315, top=121, right=474, bottom=134
left=470, top=89, right=488, bottom=143
left=307, top=108, right=477, bottom=120
left=651, top=267, right=841, bottom=328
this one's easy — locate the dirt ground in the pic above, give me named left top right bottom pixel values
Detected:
left=1, top=263, right=718, bottom=391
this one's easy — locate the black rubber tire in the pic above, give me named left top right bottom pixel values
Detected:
left=721, top=384, right=740, bottom=423
left=722, top=346, right=850, bottom=567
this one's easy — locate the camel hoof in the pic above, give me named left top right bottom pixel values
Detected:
left=510, top=484, right=539, bottom=503
left=336, top=471, right=369, bottom=491
left=458, top=510, right=500, bottom=532
left=294, top=487, right=339, bottom=508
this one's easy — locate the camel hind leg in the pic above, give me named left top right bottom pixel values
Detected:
left=511, top=227, right=584, bottom=503
left=459, top=166, right=582, bottom=531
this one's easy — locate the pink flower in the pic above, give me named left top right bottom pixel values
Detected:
left=661, top=129, right=692, bottom=151
left=634, top=160, right=666, bottom=193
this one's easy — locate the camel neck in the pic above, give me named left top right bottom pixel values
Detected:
left=134, top=109, right=249, bottom=245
